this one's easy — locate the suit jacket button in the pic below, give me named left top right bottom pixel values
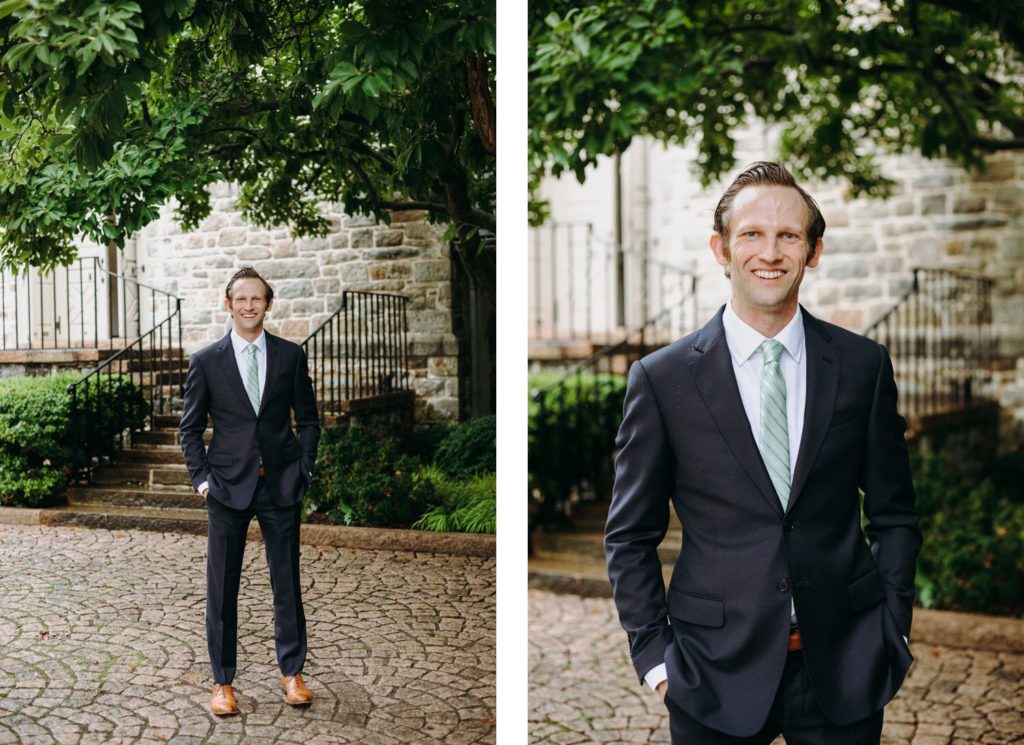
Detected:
left=784, top=521, right=795, bottom=532
left=777, top=579, right=790, bottom=592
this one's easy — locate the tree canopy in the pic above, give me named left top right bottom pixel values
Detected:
left=529, top=0, right=1024, bottom=222
left=0, top=0, right=494, bottom=292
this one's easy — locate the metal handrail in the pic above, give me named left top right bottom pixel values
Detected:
left=67, top=298, right=184, bottom=481
left=864, top=267, right=995, bottom=418
left=0, top=257, right=178, bottom=351
left=300, top=289, right=411, bottom=420
left=529, top=291, right=697, bottom=533
left=529, top=221, right=698, bottom=344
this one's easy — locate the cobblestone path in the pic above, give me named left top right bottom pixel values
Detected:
left=0, top=525, right=495, bottom=744
left=529, top=590, right=1024, bottom=745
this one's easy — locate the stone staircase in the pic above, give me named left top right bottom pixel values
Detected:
left=529, top=499, right=682, bottom=597
left=48, top=410, right=216, bottom=534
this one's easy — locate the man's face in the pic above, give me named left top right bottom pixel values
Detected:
left=224, top=277, right=273, bottom=334
left=710, top=185, right=822, bottom=328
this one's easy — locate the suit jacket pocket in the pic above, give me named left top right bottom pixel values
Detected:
left=207, top=452, right=233, bottom=467
left=848, top=568, right=886, bottom=612
left=667, top=589, right=724, bottom=628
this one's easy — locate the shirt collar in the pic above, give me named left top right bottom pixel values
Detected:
left=230, top=329, right=266, bottom=355
left=722, top=302, right=805, bottom=366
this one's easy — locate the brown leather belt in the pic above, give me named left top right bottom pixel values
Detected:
left=258, top=466, right=266, bottom=477
left=788, top=628, right=802, bottom=652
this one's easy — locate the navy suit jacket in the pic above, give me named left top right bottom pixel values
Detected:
left=605, top=306, right=921, bottom=736
left=179, top=330, right=320, bottom=509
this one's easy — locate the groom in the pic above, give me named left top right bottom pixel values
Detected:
left=180, top=266, right=320, bottom=715
left=606, top=162, right=921, bottom=743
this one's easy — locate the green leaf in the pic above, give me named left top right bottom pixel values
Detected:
left=0, top=0, right=26, bottom=19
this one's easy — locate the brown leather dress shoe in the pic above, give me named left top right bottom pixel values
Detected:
left=280, top=673, right=312, bottom=705
left=210, top=683, right=239, bottom=715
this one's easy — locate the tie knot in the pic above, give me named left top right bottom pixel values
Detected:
left=762, top=339, right=784, bottom=365
left=246, top=343, right=258, bottom=357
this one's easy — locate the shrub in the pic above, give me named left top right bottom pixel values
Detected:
left=306, top=424, right=434, bottom=528
left=528, top=371, right=626, bottom=517
left=434, top=415, right=495, bottom=478
left=0, top=373, right=146, bottom=507
left=912, top=451, right=1024, bottom=615
left=412, top=466, right=496, bottom=533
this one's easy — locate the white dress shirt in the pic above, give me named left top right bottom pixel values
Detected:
left=644, top=303, right=807, bottom=692
left=197, top=330, right=268, bottom=495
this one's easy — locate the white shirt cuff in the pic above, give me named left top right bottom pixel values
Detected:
left=643, top=663, right=668, bottom=692
left=198, top=481, right=209, bottom=494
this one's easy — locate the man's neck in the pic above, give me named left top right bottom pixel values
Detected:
left=233, top=326, right=263, bottom=344
left=729, top=300, right=798, bottom=339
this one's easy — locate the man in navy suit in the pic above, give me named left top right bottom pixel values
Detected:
left=180, top=266, right=320, bottom=715
left=606, top=162, right=921, bottom=744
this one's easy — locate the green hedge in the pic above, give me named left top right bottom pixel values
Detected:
left=306, top=417, right=496, bottom=532
left=913, top=451, right=1024, bottom=615
left=0, top=373, right=146, bottom=507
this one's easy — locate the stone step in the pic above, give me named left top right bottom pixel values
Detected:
left=532, top=528, right=682, bottom=566
left=91, top=465, right=192, bottom=489
left=115, top=447, right=185, bottom=464
left=67, top=487, right=203, bottom=509
left=134, top=430, right=184, bottom=446
left=528, top=557, right=672, bottom=598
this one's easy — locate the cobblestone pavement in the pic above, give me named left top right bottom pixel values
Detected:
left=529, top=590, right=1024, bottom=745
left=0, top=525, right=495, bottom=744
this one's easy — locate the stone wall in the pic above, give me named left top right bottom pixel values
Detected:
left=133, top=183, right=459, bottom=424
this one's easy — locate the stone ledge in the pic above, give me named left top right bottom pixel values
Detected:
left=0, top=505, right=494, bottom=557
left=528, top=557, right=1024, bottom=653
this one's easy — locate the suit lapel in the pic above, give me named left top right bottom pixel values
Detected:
left=686, top=308, right=783, bottom=518
left=788, top=310, right=841, bottom=513
left=216, top=332, right=257, bottom=417
left=259, top=332, right=282, bottom=417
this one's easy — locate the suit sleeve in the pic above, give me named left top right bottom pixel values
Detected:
left=291, top=347, right=320, bottom=483
left=860, top=345, right=922, bottom=638
left=605, top=360, right=675, bottom=684
left=179, top=354, right=211, bottom=492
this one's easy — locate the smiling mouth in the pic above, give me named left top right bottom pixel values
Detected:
left=753, top=270, right=785, bottom=280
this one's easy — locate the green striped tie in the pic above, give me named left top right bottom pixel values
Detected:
left=759, top=340, right=790, bottom=510
left=245, top=343, right=261, bottom=414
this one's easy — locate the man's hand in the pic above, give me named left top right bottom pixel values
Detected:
left=656, top=680, right=668, bottom=701
left=201, top=486, right=209, bottom=498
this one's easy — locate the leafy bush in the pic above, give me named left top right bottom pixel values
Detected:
left=434, top=415, right=495, bottom=478
left=412, top=466, right=496, bottom=533
left=912, top=451, right=1024, bottom=615
left=305, top=424, right=434, bottom=528
left=528, top=372, right=626, bottom=518
left=0, top=373, right=146, bottom=507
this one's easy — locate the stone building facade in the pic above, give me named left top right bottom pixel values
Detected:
left=84, top=183, right=459, bottom=423
left=536, top=128, right=1024, bottom=446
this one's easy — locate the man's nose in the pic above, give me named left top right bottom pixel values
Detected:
left=761, top=238, right=784, bottom=261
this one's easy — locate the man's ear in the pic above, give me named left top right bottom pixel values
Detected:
left=265, top=298, right=273, bottom=313
left=807, top=237, right=823, bottom=268
left=710, top=232, right=730, bottom=266
left=223, top=297, right=232, bottom=315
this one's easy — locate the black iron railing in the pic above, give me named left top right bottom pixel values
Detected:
left=301, top=290, right=411, bottom=419
left=865, top=267, right=994, bottom=419
left=67, top=298, right=184, bottom=479
left=529, top=221, right=698, bottom=347
left=529, top=298, right=696, bottom=532
left=0, top=257, right=177, bottom=351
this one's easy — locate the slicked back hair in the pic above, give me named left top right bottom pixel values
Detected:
left=713, top=161, right=826, bottom=257
left=225, top=266, right=274, bottom=302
